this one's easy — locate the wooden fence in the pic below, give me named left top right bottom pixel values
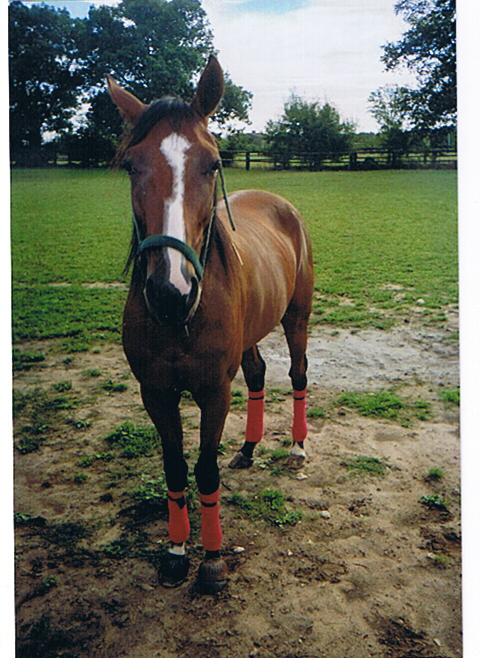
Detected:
left=220, top=147, right=457, bottom=171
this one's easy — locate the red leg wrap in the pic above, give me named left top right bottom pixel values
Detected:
left=167, top=490, right=190, bottom=545
left=245, top=389, right=265, bottom=443
left=199, top=488, right=222, bottom=552
left=292, top=388, right=308, bottom=442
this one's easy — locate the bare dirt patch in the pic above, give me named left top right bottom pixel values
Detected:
left=13, top=325, right=461, bottom=657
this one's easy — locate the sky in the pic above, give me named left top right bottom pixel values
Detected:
left=22, top=0, right=417, bottom=132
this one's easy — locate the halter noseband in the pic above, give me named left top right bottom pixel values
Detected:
left=132, top=161, right=236, bottom=285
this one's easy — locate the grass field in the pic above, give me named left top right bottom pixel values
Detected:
left=11, top=168, right=457, bottom=347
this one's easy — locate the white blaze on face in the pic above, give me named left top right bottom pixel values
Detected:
left=160, top=133, right=192, bottom=295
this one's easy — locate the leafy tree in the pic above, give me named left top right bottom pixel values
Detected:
left=74, top=0, right=252, bottom=162
left=376, top=0, right=456, bottom=133
left=368, top=85, right=415, bottom=152
left=265, top=95, right=355, bottom=168
left=9, top=0, right=84, bottom=165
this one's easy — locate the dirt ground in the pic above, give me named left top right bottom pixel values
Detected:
left=13, top=321, right=461, bottom=658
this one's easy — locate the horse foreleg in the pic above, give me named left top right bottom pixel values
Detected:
left=193, top=382, right=231, bottom=594
left=229, top=345, right=266, bottom=469
left=282, top=310, right=309, bottom=470
left=140, top=386, right=190, bottom=587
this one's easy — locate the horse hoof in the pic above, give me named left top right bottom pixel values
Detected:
left=228, top=451, right=253, bottom=469
left=287, top=454, right=305, bottom=470
left=196, top=557, right=228, bottom=594
left=159, top=551, right=190, bottom=588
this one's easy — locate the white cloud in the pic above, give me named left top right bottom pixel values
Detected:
left=203, top=0, right=417, bottom=132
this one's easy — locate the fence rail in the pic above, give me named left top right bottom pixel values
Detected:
left=219, top=147, right=457, bottom=171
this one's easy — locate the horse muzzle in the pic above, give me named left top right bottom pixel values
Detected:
left=143, top=274, right=201, bottom=326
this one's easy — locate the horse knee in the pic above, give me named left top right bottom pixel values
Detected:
left=194, top=451, right=219, bottom=495
left=163, top=451, right=188, bottom=492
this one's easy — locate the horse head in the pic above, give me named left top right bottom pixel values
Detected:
left=108, top=56, right=224, bottom=325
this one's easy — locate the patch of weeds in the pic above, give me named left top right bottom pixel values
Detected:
left=420, top=494, right=449, bottom=512
left=62, top=356, right=74, bottom=366
left=34, top=576, right=58, bottom=597
left=429, top=553, right=450, bottom=569
left=439, top=387, right=460, bottom=406
left=14, top=512, right=47, bottom=528
left=227, top=488, right=302, bottom=527
left=52, top=381, right=72, bottom=393
left=307, top=406, right=327, bottom=419
left=104, top=421, right=158, bottom=458
left=130, top=475, right=168, bottom=504
left=337, top=390, right=404, bottom=419
left=337, top=390, right=431, bottom=425
left=342, top=455, right=388, bottom=476
left=62, top=339, right=90, bottom=353
left=16, top=436, right=42, bottom=454
left=73, top=472, right=88, bottom=485
left=82, top=368, right=101, bottom=378
left=267, top=388, right=289, bottom=404
left=101, top=537, right=133, bottom=559
left=256, top=446, right=291, bottom=475
left=231, top=389, right=245, bottom=409
left=13, top=349, right=45, bottom=372
left=66, top=417, right=91, bottom=430
left=425, top=467, right=444, bottom=482
left=43, top=520, right=89, bottom=547
left=13, top=389, right=40, bottom=417
left=77, top=451, right=114, bottom=468
left=44, top=394, right=76, bottom=411
left=102, top=379, right=128, bottom=393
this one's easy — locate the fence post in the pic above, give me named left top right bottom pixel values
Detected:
left=245, top=151, right=251, bottom=171
left=349, top=151, right=357, bottom=170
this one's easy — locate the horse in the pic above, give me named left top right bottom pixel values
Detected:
left=107, top=56, right=314, bottom=594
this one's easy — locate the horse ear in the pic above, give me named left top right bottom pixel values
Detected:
left=107, top=75, right=146, bottom=124
left=192, top=55, right=224, bottom=119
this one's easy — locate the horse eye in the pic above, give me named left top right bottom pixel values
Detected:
left=121, top=160, right=137, bottom=176
left=204, top=160, right=220, bottom=176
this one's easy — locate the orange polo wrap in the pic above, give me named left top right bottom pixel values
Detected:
left=199, top=488, right=222, bottom=552
left=167, top=490, right=190, bottom=544
left=292, top=389, right=308, bottom=442
left=245, top=389, right=265, bottom=443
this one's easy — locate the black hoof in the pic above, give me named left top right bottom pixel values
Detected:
left=196, top=557, right=228, bottom=594
left=159, top=551, right=190, bottom=588
left=228, top=451, right=253, bottom=469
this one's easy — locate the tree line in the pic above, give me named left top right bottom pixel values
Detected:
left=9, top=0, right=456, bottom=168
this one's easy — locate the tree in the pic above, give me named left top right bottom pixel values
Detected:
left=368, top=85, right=415, bottom=152
left=376, top=0, right=456, bottom=133
left=75, top=0, right=252, bottom=161
left=265, top=95, right=355, bottom=168
left=9, top=0, right=84, bottom=165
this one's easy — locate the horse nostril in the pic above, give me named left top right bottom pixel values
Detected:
left=144, top=275, right=191, bottom=324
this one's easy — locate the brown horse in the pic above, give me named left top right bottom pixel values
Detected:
left=108, top=56, right=313, bottom=593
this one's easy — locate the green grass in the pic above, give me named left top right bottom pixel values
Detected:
left=337, top=390, right=432, bottom=425
left=439, top=387, right=460, bottom=406
left=11, top=169, right=457, bottom=345
left=227, top=488, right=302, bottom=527
left=104, top=421, right=158, bottom=458
left=342, top=455, right=389, bottom=476
left=420, top=494, right=449, bottom=511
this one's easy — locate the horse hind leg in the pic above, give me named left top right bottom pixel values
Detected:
left=282, top=306, right=310, bottom=470
left=229, top=345, right=266, bottom=469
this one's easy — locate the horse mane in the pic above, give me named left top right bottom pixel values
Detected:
left=114, top=96, right=197, bottom=166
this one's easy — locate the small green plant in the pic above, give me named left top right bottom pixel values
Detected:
left=343, top=455, right=388, bottom=476
left=13, top=349, right=45, bottom=371
left=130, top=475, right=168, bottom=503
left=105, top=421, right=158, bottom=458
left=52, top=381, right=72, bottom=393
left=66, top=418, right=91, bottom=430
left=307, top=406, right=327, bottom=419
left=82, top=368, right=101, bottom=378
left=420, top=494, right=449, bottom=511
left=36, top=576, right=58, bottom=595
left=425, top=467, right=445, bottom=482
left=102, top=379, right=128, bottom=393
left=439, top=388, right=460, bottom=406
left=430, top=553, right=450, bottom=569
left=337, top=390, right=432, bottom=425
left=227, top=488, right=302, bottom=527
left=231, top=389, right=245, bottom=408
left=73, top=472, right=88, bottom=485
left=16, top=436, right=41, bottom=454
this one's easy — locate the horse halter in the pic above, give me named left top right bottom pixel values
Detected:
left=131, top=160, right=237, bottom=326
